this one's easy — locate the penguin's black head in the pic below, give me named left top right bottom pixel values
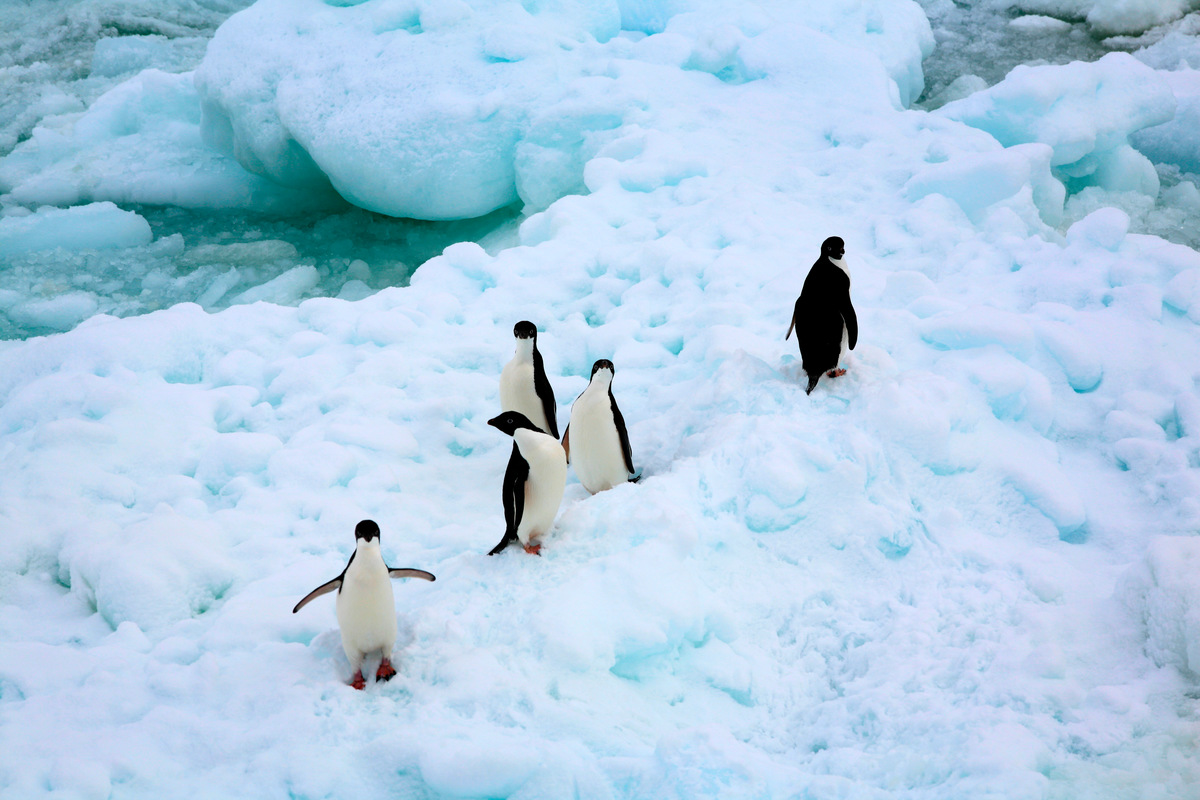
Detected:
left=513, top=320, right=537, bottom=340
left=591, top=359, right=615, bottom=378
left=820, top=236, right=845, bottom=260
left=488, top=411, right=539, bottom=436
left=355, top=519, right=381, bottom=543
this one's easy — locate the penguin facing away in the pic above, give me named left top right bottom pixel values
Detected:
left=787, top=236, right=858, bottom=395
left=487, top=410, right=567, bottom=556
left=562, top=359, right=639, bottom=494
left=499, top=321, right=559, bottom=438
left=292, top=520, right=435, bottom=690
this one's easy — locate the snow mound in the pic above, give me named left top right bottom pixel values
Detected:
left=936, top=52, right=1176, bottom=197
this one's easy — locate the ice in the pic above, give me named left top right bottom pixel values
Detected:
left=937, top=52, right=1176, bottom=197
left=0, top=68, right=343, bottom=213
left=1130, top=68, right=1200, bottom=177
left=193, top=0, right=931, bottom=220
left=0, top=201, right=151, bottom=257
left=0, top=0, right=1199, bottom=797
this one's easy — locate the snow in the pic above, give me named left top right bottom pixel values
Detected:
left=0, top=0, right=1199, bottom=798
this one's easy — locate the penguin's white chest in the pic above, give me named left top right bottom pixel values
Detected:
left=336, top=545, right=396, bottom=659
left=569, top=388, right=628, bottom=494
left=513, top=430, right=567, bottom=545
left=500, top=359, right=551, bottom=434
left=830, top=258, right=851, bottom=364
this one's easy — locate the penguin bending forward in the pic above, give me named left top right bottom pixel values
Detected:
left=563, top=359, right=639, bottom=494
left=499, top=321, right=559, bottom=437
left=292, top=520, right=435, bottom=690
left=787, top=236, right=858, bottom=395
left=487, top=411, right=567, bottom=556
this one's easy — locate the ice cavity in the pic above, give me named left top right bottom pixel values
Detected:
left=935, top=52, right=1176, bottom=199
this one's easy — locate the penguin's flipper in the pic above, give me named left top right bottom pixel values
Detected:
left=292, top=577, right=341, bottom=613
left=532, top=348, right=559, bottom=439
left=609, top=390, right=636, bottom=476
left=490, top=445, right=529, bottom=556
left=561, top=425, right=570, bottom=463
left=388, top=568, right=436, bottom=582
left=785, top=316, right=796, bottom=341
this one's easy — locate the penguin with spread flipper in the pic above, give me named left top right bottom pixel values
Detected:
left=293, top=520, right=435, bottom=689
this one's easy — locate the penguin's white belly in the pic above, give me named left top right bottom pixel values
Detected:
left=515, top=436, right=567, bottom=545
left=500, top=362, right=550, bottom=433
left=336, top=559, right=396, bottom=660
left=831, top=257, right=851, bottom=366
left=570, top=391, right=628, bottom=494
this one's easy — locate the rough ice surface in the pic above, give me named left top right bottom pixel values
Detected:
left=192, top=0, right=931, bottom=220
left=0, top=68, right=345, bottom=214
left=1, top=0, right=1200, bottom=798
left=936, top=53, right=1176, bottom=197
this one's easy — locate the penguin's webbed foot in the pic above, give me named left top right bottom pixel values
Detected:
left=523, top=543, right=542, bottom=556
left=350, top=670, right=366, bottom=691
left=376, top=658, right=396, bottom=683
left=827, top=368, right=846, bottom=378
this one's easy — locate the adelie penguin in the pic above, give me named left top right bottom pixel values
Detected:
left=499, top=321, right=558, bottom=438
left=563, top=359, right=639, bottom=494
left=787, top=236, right=858, bottom=395
left=487, top=410, right=567, bottom=556
left=292, top=520, right=435, bottom=690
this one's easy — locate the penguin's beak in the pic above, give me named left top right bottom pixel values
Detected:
left=486, top=415, right=502, bottom=430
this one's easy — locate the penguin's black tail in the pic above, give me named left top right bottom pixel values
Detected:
left=488, top=531, right=517, bottom=556
left=805, top=373, right=820, bottom=395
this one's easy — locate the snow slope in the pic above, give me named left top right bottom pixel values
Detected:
left=1, top=0, right=1200, bottom=798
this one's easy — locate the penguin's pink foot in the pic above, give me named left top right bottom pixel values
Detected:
left=376, top=658, right=396, bottom=682
left=827, top=368, right=846, bottom=378
left=350, top=671, right=366, bottom=690
left=523, top=543, right=542, bottom=556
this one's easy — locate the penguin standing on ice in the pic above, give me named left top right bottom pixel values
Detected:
left=499, top=321, right=559, bottom=437
left=292, top=520, right=435, bottom=690
left=787, top=236, right=858, bottom=395
left=487, top=410, right=567, bottom=556
left=562, top=359, right=638, bottom=494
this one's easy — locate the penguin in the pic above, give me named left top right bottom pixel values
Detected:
left=786, top=236, right=858, bottom=395
left=486, top=410, right=567, bottom=556
left=292, top=519, right=435, bottom=690
left=499, top=320, right=559, bottom=438
left=562, top=359, right=638, bottom=494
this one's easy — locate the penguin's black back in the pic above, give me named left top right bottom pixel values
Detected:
left=794, top=258, right=857, bottom=378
